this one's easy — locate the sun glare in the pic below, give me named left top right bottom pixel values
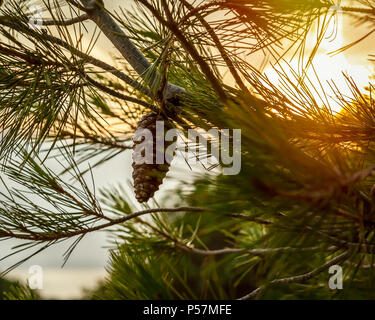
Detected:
left=263, top=11, right=372, bottom=114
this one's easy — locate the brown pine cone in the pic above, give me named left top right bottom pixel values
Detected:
left=132, top=112, right=174, bottom=203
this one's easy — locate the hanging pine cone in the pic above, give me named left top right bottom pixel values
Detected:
left=132, top=112, right=174, bottom=203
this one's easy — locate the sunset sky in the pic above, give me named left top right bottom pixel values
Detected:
left=264, top=5, right=374, bottom=113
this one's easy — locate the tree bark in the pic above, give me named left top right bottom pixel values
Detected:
left=80, top=0, right=185, bottom=100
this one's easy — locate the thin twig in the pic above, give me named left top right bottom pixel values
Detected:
left=227, top=214, right=273, bottom=225
left=40, top=13, right=90, bottom=26
left=0, top=207, right=207, bottom=241
left=238, top=251, right=351, bottom=300
left=85, top=75, right=158, bottom=111
left=177, top=244, right=338, bottom=256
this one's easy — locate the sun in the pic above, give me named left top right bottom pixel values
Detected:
left=263, top=10, right=372, bottom=114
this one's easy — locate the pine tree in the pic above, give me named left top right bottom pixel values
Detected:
left=1, top=0, right=375, bottom=300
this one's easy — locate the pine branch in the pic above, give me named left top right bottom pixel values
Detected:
left=0, top=42, right=153, bottom=109
left=85, top=75, right=158, bottom=111
left=175, top=244, right=338, bottom=256
left=78, top=0, right=185, bottom=100
left=341, top=6, right=375, bottom=15
left=238, top=251, right=351, bottom=300
left=0, top=15, right=151, bottom=96
left=179, top=0, right=249, bottom=93
left=0, top=206, right=206, bottom=241
left=58, top=130, right=132, bottom=151
left=137, top=0, right=227, bottom=102
left=128, top=209, right=338, bottom=256
left=41, top=13, right=90, bottom=26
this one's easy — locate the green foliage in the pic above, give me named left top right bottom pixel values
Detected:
left=0, top=277, right=39, bottom=300
left=93, top=175, right=346, bottom=299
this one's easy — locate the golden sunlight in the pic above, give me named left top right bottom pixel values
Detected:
left=264, top=9, right=372, bottom=114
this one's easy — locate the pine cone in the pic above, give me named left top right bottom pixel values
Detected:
left=132, top=112, right=174, bottom=203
